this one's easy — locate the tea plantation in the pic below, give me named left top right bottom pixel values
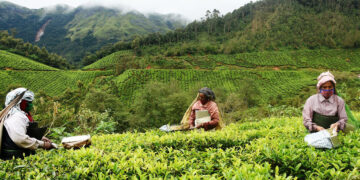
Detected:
left=1, top=48, right=359, bottom=179
left=0, top=70, right=113, bottom=96
left=1, top=115, right=359, bottom=179
left=114, top=69, right=319, bottom=105
left=83, top=49, right=360, bottom=71
left=0, top=50, right=58, bottom=71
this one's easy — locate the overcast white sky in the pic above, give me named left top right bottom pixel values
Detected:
left=2, top=0, right=254, bottom=21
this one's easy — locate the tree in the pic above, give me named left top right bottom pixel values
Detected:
left=131, top=36, right=142, bottom=56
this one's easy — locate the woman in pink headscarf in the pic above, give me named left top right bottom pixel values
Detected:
left=303, top=72, right=347, bottom=132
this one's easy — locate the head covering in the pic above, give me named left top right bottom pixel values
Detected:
left=198, top=87, right=216, bottom=101
left=317, top=71, right=336, bottom=92
left=4, top=88, right=34, bottom=118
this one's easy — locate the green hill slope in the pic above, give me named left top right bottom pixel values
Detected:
left=83, top=50, right=133, bottom=70
left=0, top=50, right=58, bottom=71
left=114, top=69, right=318, bottom=105
left=84, top=49, right=360, bottom=71
left=1, top=116, right=359, bottom=178
left=0, top=70, right=112, bottom=96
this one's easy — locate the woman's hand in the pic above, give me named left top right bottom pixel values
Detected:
left=330, top=122, right=340, bottom=131
left=315, top=125, right=325, bottom=132
left=43, top=141, right=52, bottom=150
left=42, top=137, right=51, bottom=143
left=196, top=123, right=203, bottom=129
left=41, top=137, right=54, bottom=150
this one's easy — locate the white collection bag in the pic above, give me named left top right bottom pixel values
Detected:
left=304, top=129, right=339, bottom=149
left=61, top=135, right=91, bottom=149
left=159, top=124, right=172, bottom=132
left=159, top=110, right=211, bottom=132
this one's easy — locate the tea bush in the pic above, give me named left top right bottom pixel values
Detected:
left=1, top=116, right=359, bottom=179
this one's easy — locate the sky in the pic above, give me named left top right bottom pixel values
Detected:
left=1, top=0, right=254, bottom=21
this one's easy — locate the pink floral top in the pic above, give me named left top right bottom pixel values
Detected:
left=303, top=94, right=347, bottom=132
left=189, top=100, right=219, bottom=130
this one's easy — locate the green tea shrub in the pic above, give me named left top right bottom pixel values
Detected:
left=74, top=108, right=117, bottom=134
left=1, top=116, right=359, bottom=179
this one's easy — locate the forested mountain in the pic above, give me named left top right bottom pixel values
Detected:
left=0, top=1, right=186, bottom=64
left=83, top=0, right=360, bottom=65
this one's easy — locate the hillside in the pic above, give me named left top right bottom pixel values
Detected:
left=114, top=69, right=318, bottom=105
left=1, top=115, right=360, bottom=178
left=0, top=1, right=186, bottom=63
left=83, top=0, right=360, bottom=65
left=1, top=66, right=358, bottom=131
left=0, top=70, right=112, bottom=96
left=83, top=50, right=133, bottom=70
left=0, top=50, right=58, bottom=70
left=83, top=49, right=360, bottom=71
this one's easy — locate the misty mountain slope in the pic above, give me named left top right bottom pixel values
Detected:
left=0, top=2, right=40, bottom=42
left=0, top=1, right=186, bottom=63
left=65, top=8, right=180, bottom=41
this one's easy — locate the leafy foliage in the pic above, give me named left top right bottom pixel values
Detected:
left=0, top=117, right=359, bottom=179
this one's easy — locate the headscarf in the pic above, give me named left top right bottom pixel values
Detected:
left=317, top=71, right=336, bottom=93
left=4, top=88, right=34, bottom=119
left=198, top=87, right=216, bottom=101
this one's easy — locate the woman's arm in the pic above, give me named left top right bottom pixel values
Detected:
left=189, top=109, right=196, bottom=128
left=4, top=113, right=44, bottom=150
left=303, top=97, right=319, bottom=132
left=335, top=98, right=347, bottom=131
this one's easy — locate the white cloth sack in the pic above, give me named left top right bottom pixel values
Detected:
left=159, top=125, right=172, bottom=132
left=304, top=129, right=338, bottom=149
left=61, top=135, right=91, bottom=149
